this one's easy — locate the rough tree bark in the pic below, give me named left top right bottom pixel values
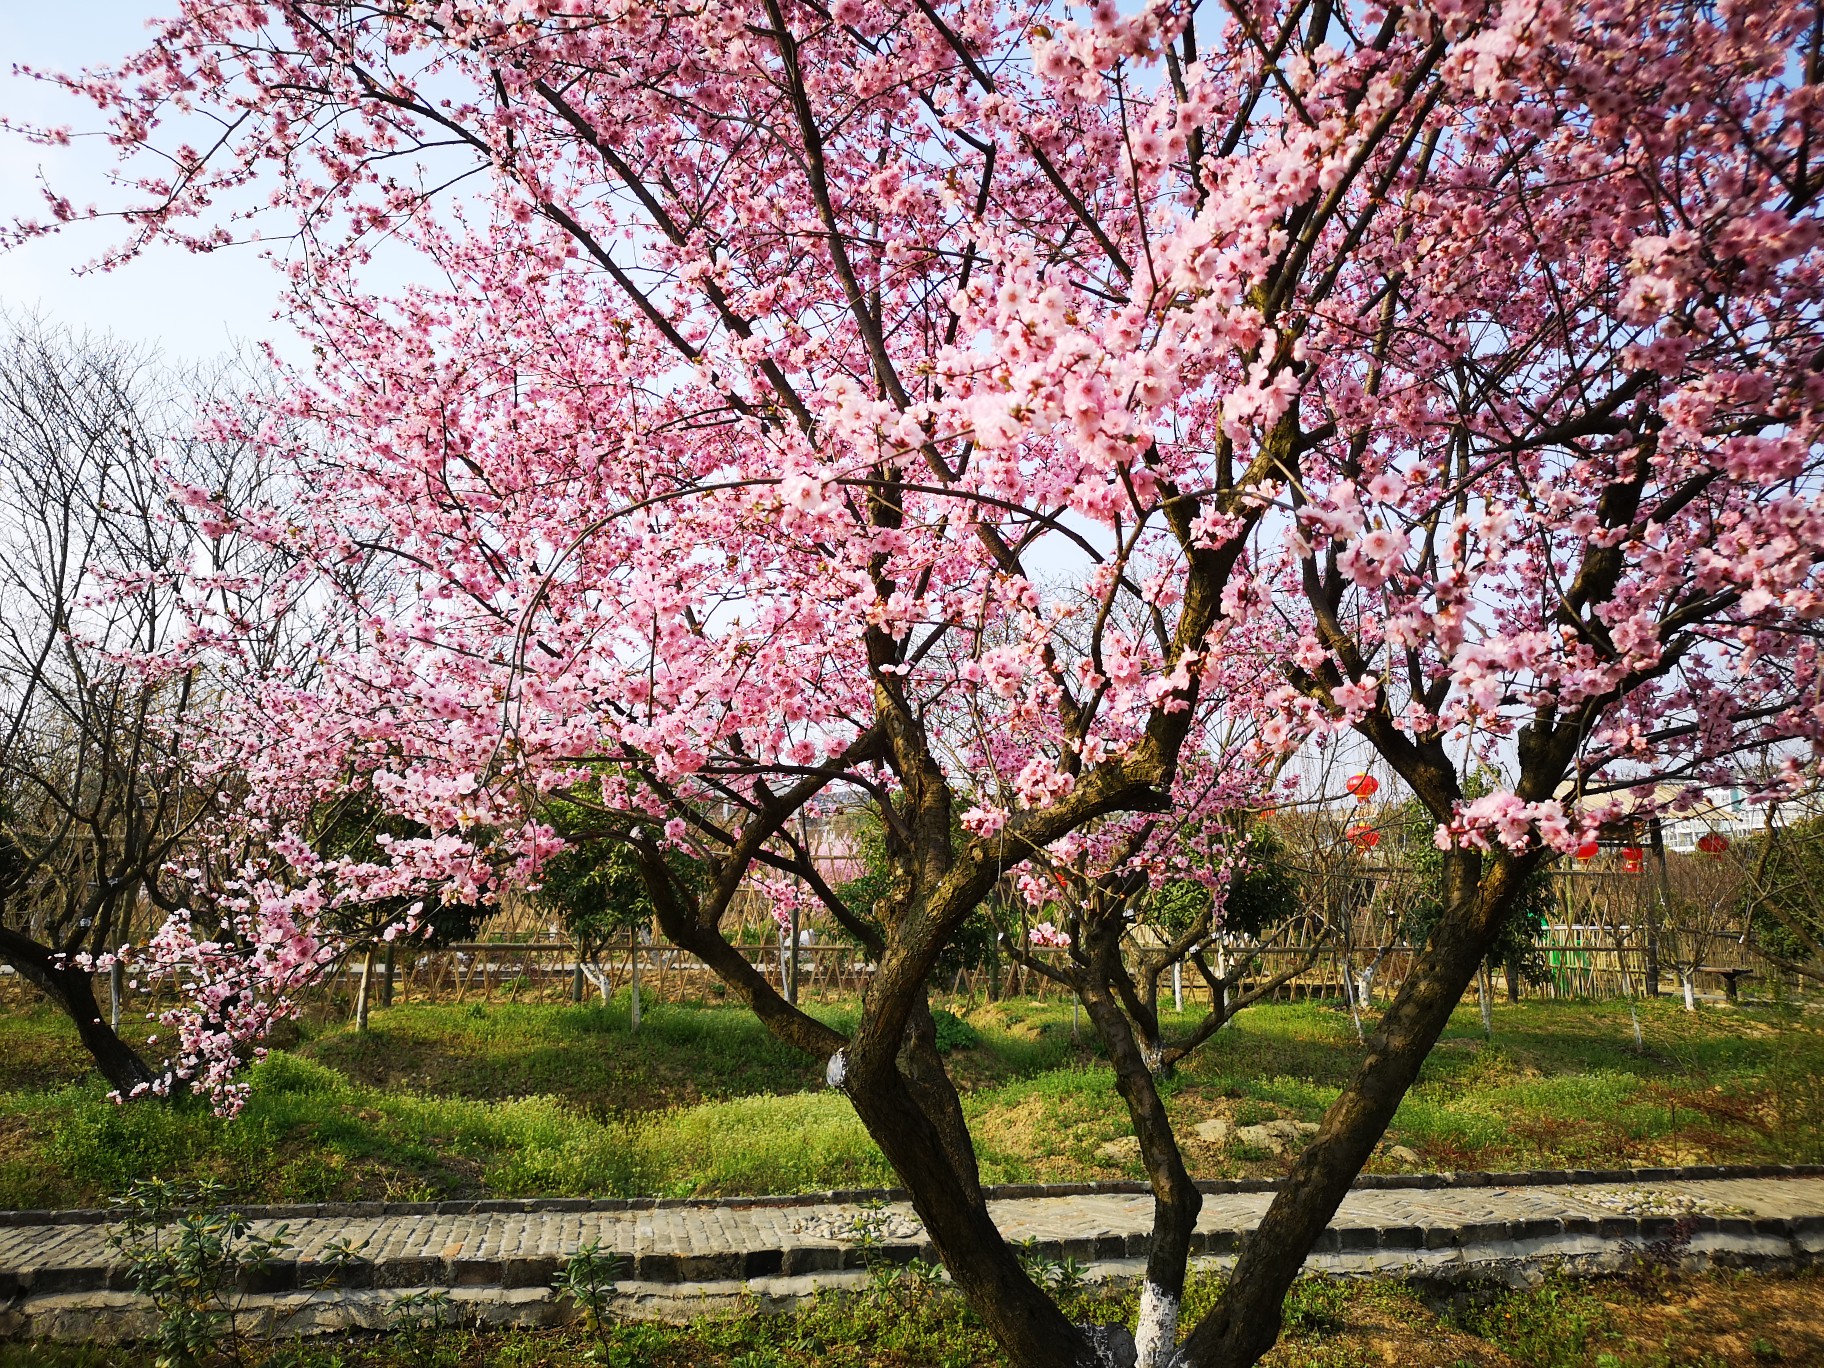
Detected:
left=1179, top=848, right=1538, bottom=1366
left=0, top=923, right=157, bottom=1095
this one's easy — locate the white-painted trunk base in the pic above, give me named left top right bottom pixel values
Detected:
left=1134, top=1281, right=1181, bottom=1368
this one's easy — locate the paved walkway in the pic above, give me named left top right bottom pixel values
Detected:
left=4, top=1168, right=1822, bottom=1340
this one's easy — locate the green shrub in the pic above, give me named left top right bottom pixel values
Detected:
left=1281, top=1274, right=1348, bottom=1337
left=931, top=1008, right=981, bottom=1054
left=1454, top=1278, right=1615, bottom=1366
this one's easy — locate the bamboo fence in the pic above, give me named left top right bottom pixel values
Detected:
left=272, top=920, right=1782, bottom=1014
left=1, top=862, right=1800, bottom=1016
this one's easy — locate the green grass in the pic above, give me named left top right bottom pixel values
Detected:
left=1, top=993, right=1820, bottom=1209
left=4, top=1268, right=1820, bottom=1367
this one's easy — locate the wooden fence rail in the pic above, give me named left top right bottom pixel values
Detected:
left=1, top=930, right=1796, bottom=1017
left=282, top=930, right=1789, bottom=1012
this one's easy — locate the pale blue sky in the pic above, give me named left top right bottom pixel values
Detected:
left=0, top=1, right=296, bottom=362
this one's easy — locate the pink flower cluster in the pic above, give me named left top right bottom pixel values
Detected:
left=22, top=0, right=1823, bottom=1097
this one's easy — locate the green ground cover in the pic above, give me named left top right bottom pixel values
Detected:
left=0, top=994, right=1819, bottom=1209
left=5, top=1268, right=1820, bottom=1368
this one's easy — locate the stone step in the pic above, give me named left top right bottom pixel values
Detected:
left=4, top=1167, right=1822, bottom=1342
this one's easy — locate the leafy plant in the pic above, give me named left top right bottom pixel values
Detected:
left=930, top=1007, right=981, bottom=1055
left=848, top=1199, right=894, bottom=1277
left=552, top=1240, right=624, bottom=1357
left=1015, top=1240, right=1086, bottom=1296
left=107, top=1177, right=293, bottom=1368
left=1735, top=813, right=1824, bottom=975
left=105, top=1176, right=371, bottom=1368
left=1280, top=1275, right=1347, bottom=1337
left=384, top=1289, right=462, bottom=1368
left=530, top=802, right=705, bottom=989
left=1142, top=826, right=1301, bottom=941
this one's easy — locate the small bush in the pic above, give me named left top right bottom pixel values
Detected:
left=1281, top=1274, right=1348, bottom=1337
left=252, top=1052, right=341, bottom=1096
left=931, top=1008, right=981, bottom=1055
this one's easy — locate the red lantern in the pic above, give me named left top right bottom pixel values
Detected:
left=1346, top=823, right=1381, bottom=851
left=1696, top=832, right=1730, bottom=857
left=1620, top=845, right=1645, bottom=873
left=1575, top=840, right=1600, bottom=860
left=1345, top=773, right=1379, bottom=803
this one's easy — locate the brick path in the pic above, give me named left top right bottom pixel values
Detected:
left=4, top=1168, right=1822, bottom=1341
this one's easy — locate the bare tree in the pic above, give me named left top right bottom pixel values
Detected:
left=0, top=318, right=269, bottom=1092
left=1734, top=801, right=1824, bottom=984
left=1660, top=846, right=1749, bottom=1009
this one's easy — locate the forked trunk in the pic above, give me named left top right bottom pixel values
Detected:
left=1177, top=851, right=1521, bottom=1368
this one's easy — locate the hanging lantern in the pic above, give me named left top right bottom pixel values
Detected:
left=1345, top=773, right=1379, bottom=803
left=1696, top=832, right=1730, bottom=857
left=1620, top=845, right=1645, bottom=873
left=1346, top=823, right=1381, bottom=851
left=1575, top=840, right=1600, bottom=860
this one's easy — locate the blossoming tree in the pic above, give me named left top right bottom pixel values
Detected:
left=11, top=0, right=1824, bottom=1363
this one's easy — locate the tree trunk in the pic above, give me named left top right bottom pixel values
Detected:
left=1078, top=982, right=1201, bottom=1368
left=1503, top=955, right=1521, bottom=1003
left=1646, top=818, right=1668, bottom=997
left=843, top=1058, right=1099, bottom=1368
left=629, top=924, right=642, bottom=1032
left=382, top=942, right=397, bottom=1008
left=1341, top=947, right=1366, bottom=1043
left=0, top=928, right=158, bottom=1095
left=66, top=969, right=158, bottom=1095
left=1476, top=965, right=1493, bottom=1038
left=629, top=824, right=1108, bottom=1367
left=788, top=904, right=800, bottom=1006
left=354, top=943, right=377, bottom=1031
left=1178, top=849, right=1523, bottom=1368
